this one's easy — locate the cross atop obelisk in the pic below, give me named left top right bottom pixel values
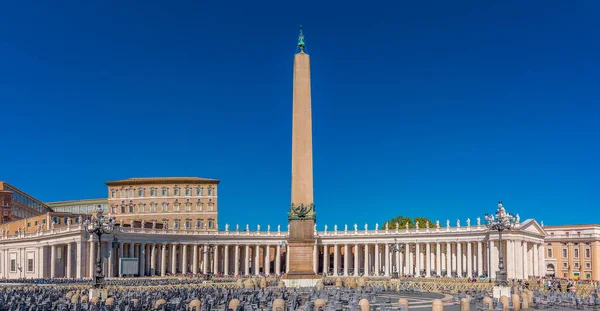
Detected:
left=286, top=26, right=317, bottom=276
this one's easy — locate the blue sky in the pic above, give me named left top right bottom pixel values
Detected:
left=1, top=1, right=598, bottom=229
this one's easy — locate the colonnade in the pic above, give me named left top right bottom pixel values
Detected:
left=315, top=239, right=546, bottom=279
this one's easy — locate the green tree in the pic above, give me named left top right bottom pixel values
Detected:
left=383, top=216, right=435, bottom=229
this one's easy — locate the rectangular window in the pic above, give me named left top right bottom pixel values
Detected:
left=208, top=219, right=214, bottom=229
left=138, top=189, right=145, bottom=197
left=174, top=188, right=180, bottom=196
left=574, top=262, right=579, bottom=268
left=562, top=249, right=568, bottom=258
left=562, top=262, right=568, bottom=268
left=196, top=187, right=203, bottom=196
left=151, top=203, right=156, bottom=212
left=547, top=248, right=553, bottom=258
left=196, top=202, right=202, bottom=211
left=138, top=204, right=144, bottom=213
left=174, top=203, right=180, bottom=212
left=585, top=248, right=590, bottom=258
left=574, top=249, right=579, bottom=258
left=10, top=259, right=16, bottom=272
left=185, top=220, right=191, bottom=229
left=185, top=188, right=191, bottom=196
left=150, top=188, right=156, bottom=196
left=120, top=190, right=126, bottom=197
left=161, top=188, right=168, bottom=196
left=196, top=219, right=202, bottom=228
left=185, top=203, right=191, bottom=212
left=174, top=221, right=180, bottom=229
left=586, top=262, right=591, bottom=269
left=27, top=259, right=34, bottom=272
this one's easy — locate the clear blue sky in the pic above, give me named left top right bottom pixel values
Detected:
left=1, top=1, right=598, bottom=229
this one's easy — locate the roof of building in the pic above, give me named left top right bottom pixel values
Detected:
left=46, top=198, right=108, bottom=207
left=543, top=224, right=600, bottom=229
left=105, top=177, right=220, bottom=186
left=0, top=181, right=53, bottom=213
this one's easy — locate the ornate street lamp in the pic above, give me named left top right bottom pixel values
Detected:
left=484, top=201, right=516, bottom=286
left=84, top=205, right=116, bottom=289
left=389, top=238, right=402, bottom=278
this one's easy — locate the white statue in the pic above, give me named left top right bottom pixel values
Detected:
left=287, top=224, right=290, bottom=232
left=267, top=224, right=270, bottom=232
left=314, top=224, right=317, bottom=232
left=385, top=222, right=389, bottom=230
left=457, top=219, right=461, bottom=227
left=277, top=225, right=281, bottom=232
left=540, top=220, right=544, bottom=227
left=405, top=222, right=409, bottom=230
left=446, top=219, right=450, bottom=227
left=375, top=223, right=379, bottom=230
left=415, top=220, right=419, bottom=229
left=516, top=214, right=520, bottom=223
left=354, top=223, right=358, bottom=231
left=344, top=224, right=348, bottom=232
left=425, top=221, right=429, bottom=229
left=152, top=221, right=156, bottom=229
left=225, top=224, right=229, bottom=231
left=466, top=218, right=470, bottom=227
left=257, top=224, right=261, bottom=231
left=66, top=218, right=71, bottom=226
left=364, top=223, right=368, bottom=231
left=236, top=224, right=240, bottom=231
left=120, top=219, right=124, bottom=227
left=436, top=220, right=440, bottom=229
left=245, top=224, right=249, bottom=231
left=396, top=222, right=400, bottom=229
left=476, top=217, right=481, bottom=226
left=324, top=224, right=328, bottom=232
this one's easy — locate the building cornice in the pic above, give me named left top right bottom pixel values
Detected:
left=105, top=177, right=220, bottom=186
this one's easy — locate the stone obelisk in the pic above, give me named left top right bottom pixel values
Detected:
left=287, top=27, right=317, bottom=276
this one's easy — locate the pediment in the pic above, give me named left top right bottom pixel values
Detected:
left=519, top=219, right=547, bottom=237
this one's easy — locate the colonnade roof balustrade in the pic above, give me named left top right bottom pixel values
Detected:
left=0, top=217, right=548, bottom=245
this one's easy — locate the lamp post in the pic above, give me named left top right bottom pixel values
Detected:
left=84, top=205, right=116, bottom=289
left=484, top=201, right=516, bottom=286
left=390, top=238, right=402, bottom=278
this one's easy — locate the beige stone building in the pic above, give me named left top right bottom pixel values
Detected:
left=543, top=224, right=600, bottom=280
left=105, top=177, right=219, bottom=231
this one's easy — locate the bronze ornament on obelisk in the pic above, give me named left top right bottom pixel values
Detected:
left=286, top=26, right=317, bottom=276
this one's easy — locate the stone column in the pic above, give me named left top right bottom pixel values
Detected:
left=340, top=244, right=347, bottom=276
left=477, top=241, right=483, bottom=276
left=522, top=241, right=528, bottom=278
left=233, top=245, right=240, bottom=275
left=457, top=242, right=463, bottom=277
left=264, top=245, right=270, bottom=275
left=384, top=244, right=390, bottom=276
left=592, top=241, right=600, bottom=281
left=446, top=242, right=451, bottom=276
left=170, top=244, right=176, bottom=274
left=190, top=244, right=197, bottom=274
left=89, top=239, right=95, bottom=278
left=372, top=244, right=378, bottom=276
left=139, top=243, right=146, bottom=276
left=150, top=244, right=156, bottom=276
left=76, top=242, right=83, bottom=278
left=323, top=244, right=329, bottom=275
left=50, top=244, right=56, bottom=278
left=467, top=242, right=472, bottom=277
left=396, top=244, right=401, bottom=276
left=129, top=242, right=134, bottom=259
left=66, top=243, right=72, bottom=278
left=425, top=243, right=431, bottom=277
left=354, top=244, right=360, bottom=276
left=333, top=244, right=339, bottom=276
left=415, top=243, right=420, bottom=276
left=181, top=244, right=188, bottom=275
left=254, top=245, right=260, bottom=275
left=538, top=244, right=545, bottom=278
left=311, top=244, right=317, bottom=274
left=533, top=243, right=539, bottom=277
left=244, top=245, right=250, bottom=275
left=224, top=245, right=230, bottom=275
left=107, top=242, right=114, bottom=277
left=405, top=243, right=410, bottom=275
left=214, top=245, right=220, bottom=274
left=118, top=242, right=124, bottom=277
left=363, top=244, right=369, bottom=276
left=436, top=242, right=441, bottom=275
left=277, top=244, right=283, bottom=275
left=506, top=240, right=514, bottom=278
left=160, top=244, right=166, bottom=276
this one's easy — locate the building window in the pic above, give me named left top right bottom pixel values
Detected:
left=207, top=187, right=214, bottom=196
left=161, top=202, right=168, bottom=212
left=42, top=219, right=46, bottom=224
left=562, top=262, right=568, bottom=268
left=185, top=202, right=192, bottom=212
left=138, top=204, right=145, bottom=213
left=120, top=189, right=126, bottom=197
left=112, top=205, right=117, bottom=213
left=585, top=248, right=590, bottom=258
left=574, top=249, right=579, bottom=258
left=111, top=189, right=116, bottom=198
left=27, top=259, right=34, bottom=272
left=196, top=219, right=203, bottom=228
left=547, top=248, right=553, bottom=258
left=138, top=188, right=145, bottom=197
left=174, top=201, right=180, bottom=211
left=208, top=219, right=214, bottom=229
left=10, top=259, right=16, bottom=272
left=34, top=221, right=38, bottom=226
left=562, top=249, right=568, bottom=258
left=174, top=221, right=180, bottom=229
left=586, top=262, right=591, bottom=269
left=150, top=188, right=157, bottom=196
left=27, top=222, right=31, bottom=227
left=196, top=187, right=203, bottom=196
left=63, top=217, right=68, bottom=224
left=128, top=189, right=134, bottom=197
left=53, top=217, right=59, bottom=224
left=150, top=203, right=157, bottom=212
left=196, top=200, right=202, bottom=211
left=75, top=217, right=79, bottom=224
left=185, top=220, right=191, bottom=229
left=161, top=188, right=168, bottom=196
left=185, top=187, right=191, bottom=196
left=174, top=187, right=180, bottom=196
left=208, top=199, right=213, bottom=211
left=574, top=262, right=580, bottom=269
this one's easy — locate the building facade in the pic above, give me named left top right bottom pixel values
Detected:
left=543, top=225, right=600, bottom=280
left=0, top=181, right=52, bottom=223
left=47, top=199, right=109, bottom=215
left=105, top=177, right=219, bottom=231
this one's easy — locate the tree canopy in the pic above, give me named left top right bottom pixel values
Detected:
left=384, top=216, right=435, bottom=229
